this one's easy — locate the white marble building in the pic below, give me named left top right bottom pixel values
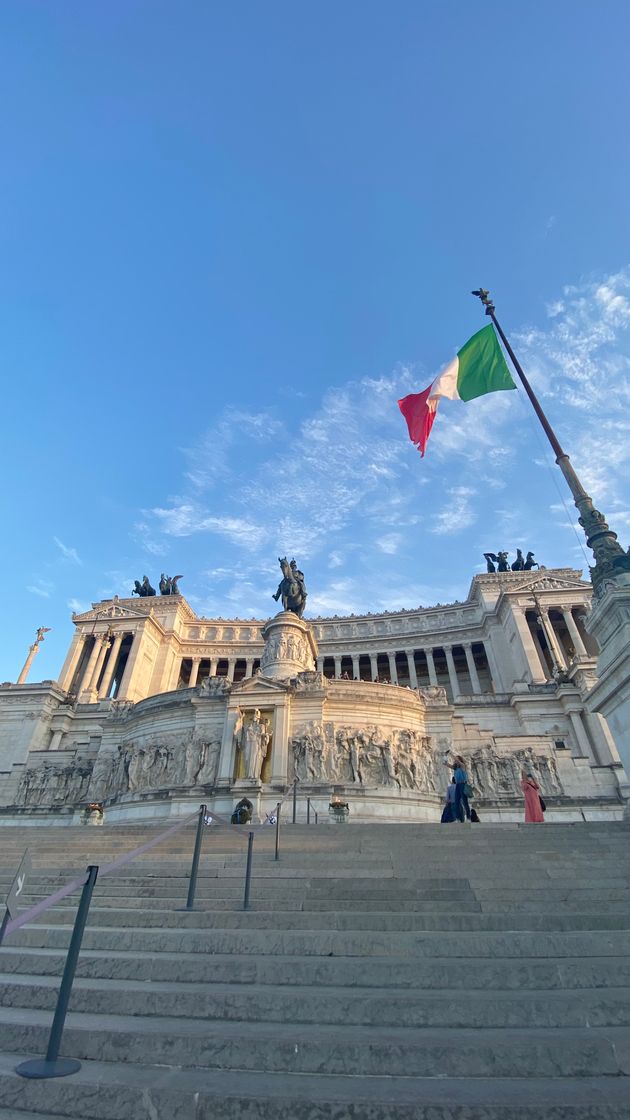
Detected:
left=0, top=567, right=627, bottom=825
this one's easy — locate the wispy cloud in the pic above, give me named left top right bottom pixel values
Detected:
left=67, top=597, right=90, bottom=614
left=431, top=486, right=477, bottom=536
left=54, top=537, right=82, bottom=565
left=27, top=579, right=54, bottom=598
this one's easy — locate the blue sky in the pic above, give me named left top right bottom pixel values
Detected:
left=1, top=1, right=630, bottom=682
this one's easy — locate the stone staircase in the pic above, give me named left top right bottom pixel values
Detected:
left=0, top=820, right=629, bottom=1118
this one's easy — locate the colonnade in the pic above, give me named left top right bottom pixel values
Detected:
left=522, top=606, right=594, bottom=682
left=61, top=630, right=134, bottom=700
left=315, top=640, right=496, bottom=699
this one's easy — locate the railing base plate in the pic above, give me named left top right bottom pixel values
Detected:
left=16, top=1057, right=81, bottom=1079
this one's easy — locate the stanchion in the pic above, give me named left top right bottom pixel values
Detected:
left=274, top=801, right=281, bottom=861
left=292, top=777, right=298, bottom=823
left=243, top=831, right=255, bottom=910
left=315, top=810, right=318, bottom=825
left=179, top=803, right=207, bottom=911
left=17, top=865, right=99, bottom=1079
left=307, top=796, right=311, bottom=824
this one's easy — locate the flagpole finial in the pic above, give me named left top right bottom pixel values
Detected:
left=471, top=288, right=495, bottom=316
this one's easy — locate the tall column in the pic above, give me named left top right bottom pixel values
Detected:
left=189, top=657, right=201, bottom=688
left=387, top=652, right=398, bottom=684
left=369, top=653, right=378, bottom=680
left=333, top=656, right=341, bottom=679
left=444, top=646, right=460, bottom=699
left=406, top=650, right=418, bottom=688
left=512, top=606, right=547, bottom=683
left=529, top=624, right=551, bottom=681
left=117, top=634, right=141, bottom=700
left=539, top=607, right=568, bottom=671
left=49, top=729, right=64, bottom=751
left=568, top=709, right=595, bottom=760
left=57, top=631, right=85, bottom=691
left=77, top=638, right=102, bottom=699
left=208, top=658, right=216, bottom=677
left=561, top=608, right=588, bottom=659
left=270, top=701, right=290, bottom=783
left=98, top=632, right=124, bottom=699
left=88, top=634, right=111, bottom=694
left=425, top=648, right=438, bottom=686
left=463, top=643, right=481, bottom=695
left=245, top=658, right=254, bottom=678
left=481, top=640, right=500, bottom=693
left=17, top=643, right=40, bottom=685
left=316, top=656, right=324, bottom=672
left=226, top=659, right=236, bottom=682
left=351, top=654, right=360, bottom=679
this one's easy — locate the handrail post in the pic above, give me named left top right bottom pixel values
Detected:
left=17, top=864, right=99, bottom=1079
left=243, top=831, right=255, bottom=910
left=181, top=803, right=207, bottom=911
left=307, top=796, right=311, bottom=824
left=292, top=777, right=298, bottom=823
left=274, top=801, right=281, bottom=861
left=315, top=810, right=318, bottom=825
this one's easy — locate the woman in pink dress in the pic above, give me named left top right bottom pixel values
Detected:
left=521, top=770, right=545, bottom=823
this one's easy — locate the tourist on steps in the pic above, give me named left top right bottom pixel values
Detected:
left=521, top=771, right=545, bottom=823
left=452, top=756, right=471, bottom=823
left=441, top=777, right=457, bottom=823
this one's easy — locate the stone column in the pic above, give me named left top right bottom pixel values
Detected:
left=561, top=608, right=588, bottom=659
left=226, top=659, right=236, bottom=682
left=89, top=634, right=111, bottom=694
left=529, top=625, right=551, bottom=681
left=538, top=607, right=568, bottom=671
left=406, top=650, right=418, bottom=688
left=369, top=653, right=378, bottom=681
left=333, top=656, right=341, bottom=679
left=189, top=658, right=201, bottom=688
left=425, top=648, right=438, bottom=686
left=568, top=709, right=595, bottom=760
left=57, top=631, right=85, bottom=691
left=387, top=652, right=398, bottom=684
left=351, top=654, right=360, bottom=679
left=481, top=640, right=500, bottom=692
left=512, top=606, right=547, bottom=683
left=17, top=644, right=40, bottom=685
left=463, top=643, right=481, bottom=695
left=444, top=646, right=460, bottom=699
left=316, top=656, right=324, bottom=672
left=98, top=632, right=124, bottom=699
left=217, top=708, right=242, bottom=786
left=117, top=634, right=141, bottom=700
left=49, top=729, right=64, bottom=751
left=208, top=658, right=216, bottom=677
left=77, top=638, right=102, bottom=699
left=245, top=658, right=254, bottom=678
left=270, top=701, right=290, bottom=783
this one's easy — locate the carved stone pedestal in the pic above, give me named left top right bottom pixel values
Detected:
left=259, top=612, right=318, bottom=680
left=585, top=573, right=630, bottom=811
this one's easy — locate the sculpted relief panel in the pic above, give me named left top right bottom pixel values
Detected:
left=291, top=722, right=442, bottom=792
left=464, top=744, right=563, bottom=800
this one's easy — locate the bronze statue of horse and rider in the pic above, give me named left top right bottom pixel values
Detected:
left=272, top=557, right=307, bottom=618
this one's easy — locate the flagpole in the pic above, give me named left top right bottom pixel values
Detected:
left=471, top=288, right=630, bottom=593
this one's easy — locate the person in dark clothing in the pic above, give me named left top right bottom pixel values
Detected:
left=231, top=797, right=253, bottom=825
left=452, top=756, right=471, bottom=823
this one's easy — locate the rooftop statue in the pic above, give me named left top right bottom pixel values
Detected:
left=132, top=575, right=156, bottom=597
left=272, top=557, right=307, bottom=618
left=484, top=550, right=540, bottom=574
left=159, top=573, right=183, bottom=596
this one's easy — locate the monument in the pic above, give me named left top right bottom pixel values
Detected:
left=0, top=553, right=627, bottom=826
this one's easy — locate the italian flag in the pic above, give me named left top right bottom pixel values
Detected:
left=398, top=323, right=516, bottom=457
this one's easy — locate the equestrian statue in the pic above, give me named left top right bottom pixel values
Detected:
left=272, top=557, right=307, bottom=618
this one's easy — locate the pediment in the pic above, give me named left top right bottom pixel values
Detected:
left=73, top=602, right=147, bottom=622
left=232, top=675, right=290, bottom=695
left=511, top=572, right=588, bottom=594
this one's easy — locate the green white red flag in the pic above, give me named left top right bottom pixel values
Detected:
left=398, top=323, right=516, bottom=457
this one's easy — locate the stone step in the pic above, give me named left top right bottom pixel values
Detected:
left=2, top=1009, right=630, bottom=1077
left=4, top=946, right=630, bottom=990
left=3, top=973, right=630, bottom=1029
left=0, top=1054, right=629, bottom=1120
left=18, top=903, right=630, bottom=931
left=9, top=923, right=630, bottom=957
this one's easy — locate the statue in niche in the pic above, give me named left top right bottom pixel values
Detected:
left=243, top=710, right=270, bottom=781
left=159, top=574, right=183, bottom=596
left=132, top=576, right=156, bottom=597
left=272, top=557, right=307, bottom=618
